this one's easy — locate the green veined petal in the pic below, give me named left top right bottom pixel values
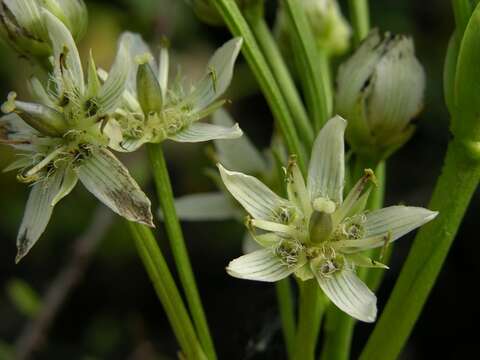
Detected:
left=307, top=115, right=346, bottom=204
left=218, top=164, right=290, bottom=221
left=170, top=122, right=242, bottom=142
left=77, top=147, right=153, bottom=226
left=16, top=169, right=64, bottom=262
left=362, top=206, right=438, bottom=247
left=43, top=9, right=84, bottom=94
left=51, top=165, right=78, bottom=206
left=312, top=265, right=377, bottom=322
left=190, top=37, right=243, bottom=111
left=227, top=249, right=297, bottom=282
left=97, top=32, right=133, bottom=115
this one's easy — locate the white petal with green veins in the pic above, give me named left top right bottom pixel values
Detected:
left=77, top=147, right=154, bottom=227
left=170, top=122, right=242, bottom=142
left=308, top=116, right=346, bottom=204
left=172, top=192, right=236, bottom=221
left=218, top=164, right=290, bottom=221
left=363, top=206, right=438, bottom=246
left=97, top=33, right=133, bottom=115
left=191, top=37, right=243, bottom=111
left=16, top=170, right=64, bottom=262
left=51, top=165, right=78, bottom=206
left=123, top=32, right=155, bottom=95
left=227, top=249, right=298, bottom=282
left=213, top=109, right=267, bottom=174
left=313, top=266, right=377, bottom=322
left=44, top=10, right=84, bottom=94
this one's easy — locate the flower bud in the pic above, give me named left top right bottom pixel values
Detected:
left=276, top=0, right=351, bottom=55
left=136, top=55, right=163, bottom=114
left=0, top=0, right=87, bottom=61
left=336, top=30, right=425, bottom=159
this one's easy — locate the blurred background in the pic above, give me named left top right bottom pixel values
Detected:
left=0, top=0, right=477, bottom=359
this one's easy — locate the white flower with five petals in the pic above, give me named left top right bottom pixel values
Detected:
left=105, top=35, right=244, bottom=152
left=218, top=116, right=437, bottom=322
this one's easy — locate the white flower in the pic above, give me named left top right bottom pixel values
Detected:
left=0, top=11, right=153, bottom=262
left=218, top=116, right=437, bottom=322
left=336, top=30, right=425, bottom=159
left=104, top=35, right=244, bottom=152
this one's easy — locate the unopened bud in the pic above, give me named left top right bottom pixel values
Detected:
left=336, top=30, right=425, bottom=159
left=136, top=63, right=163, bottom=114
left=0, top=0, right=87, bottom=61
left=276, top=0, right=351, bottom=55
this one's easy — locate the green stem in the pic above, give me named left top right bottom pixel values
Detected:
left=348, top=0, right=370, bottom=45
left=452, top=0, right=473, bottom=35
left=321, top=159, right=385, bottom=360
left=294, top=280, right=326, bottom=360
left=276, top=278, right=296, bottom=360
left=147, top=144, right=216, bottom=360
left=245, top=5, right=314, bottom=149
left=213, top=0, right=307, bottom=172
left=283, top=0, right=331, bottom=131
left=128, top=223, right=205, bottom=359
left=360, top=140, right=480, bottom=360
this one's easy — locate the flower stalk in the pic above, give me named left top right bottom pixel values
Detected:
left=213, top=0, right=307, bottom=172
left=282, top=0, right=332, bottom=131
left=147, top=143, right=216, bottom=360
left=360, top=140, right=480, bottom=360
left=243, top=2, right=314, bottom=149
left=348, top=0, right=370, bottom=45
left=128, top=222, right=206, bottom=359
left=276, top=278, right=296, bottom=359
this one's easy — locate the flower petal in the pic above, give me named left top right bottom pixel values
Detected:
left=362, top=206, right=438, bottom=248
left=44, top=10, right=84, bottom=94
left=171, top=192, right=237, bottom=221
left=0, top=114, right=37, bottom=151
left=218, top=164, right=290, bottom=221
left=227, top=249, right=297, bottom=282
left=313, top=267, right=377, bottom=322
left=16, top=170, right=64, bottom=262
left=119, top=31, right=155, bottom=96
left=51, top=165, right=78, bottom=206
left=191, top=37, right=243, bottom=111
left=97, top=32, right=133, bottom=114
left=213, top=109, right=267, bottom=174
left=77, top=147, right=154, bottom=226
left=170, top=122, right=242, bottom=143
left=307, top=116, right=346, bottom=204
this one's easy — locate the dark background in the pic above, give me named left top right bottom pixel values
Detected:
left=0, top=0, right=477, bottom=359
